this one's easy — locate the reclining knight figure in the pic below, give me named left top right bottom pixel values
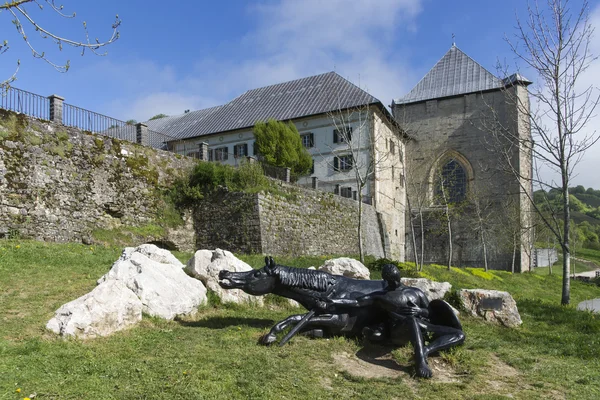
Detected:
left=316, top=264, right=465, bottom=378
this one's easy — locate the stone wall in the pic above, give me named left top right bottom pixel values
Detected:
left=194, top=185, right=387, bottom=258
left=395, top=85, right=533, bottom=271
left=0, top=111, right=197, bottom=248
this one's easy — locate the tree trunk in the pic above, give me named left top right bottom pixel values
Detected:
left=357, top=191, right=364, bottom=263
left=481, top=228, right=488, bottom=272
left=419, top=210, right=425, bottom=271
left=511, top=234, right=516, bottom=274
left=562, top=184, right=571, bottom=305
left=446, top=205, right=452, bottom=270
left=407, top=197, right=419, bottom=270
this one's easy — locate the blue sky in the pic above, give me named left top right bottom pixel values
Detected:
left=2, top=0, right=600, bottom=188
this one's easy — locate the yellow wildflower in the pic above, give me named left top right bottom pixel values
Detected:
left=15, top=245, right=20, bottom=249
left=15, top=388, right=21, bottom=393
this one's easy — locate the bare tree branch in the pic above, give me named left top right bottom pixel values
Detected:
left=1, top=0, right=120, bottom=90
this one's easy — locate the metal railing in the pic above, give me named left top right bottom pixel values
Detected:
left=0, top=86, right=49, bottom=120
left=148, top=129, right=180, bottom=152
left=63, top=102, right=137, bottom=141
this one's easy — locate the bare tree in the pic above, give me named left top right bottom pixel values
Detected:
left=326, top=105, right=403, bottom=263
left=1, top=0, right=121, bottom=89
left=487, top=0, right=598, bottom=304
left=470, top=188, right=495, bottom=271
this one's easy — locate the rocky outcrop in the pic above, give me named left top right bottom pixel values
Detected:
left=400, top=278, right=452, bottom=301
left=458, top=289, right=522, bottom=328
left=185, top=248, right=264, bottom=305
left=48, top=244, right=207, bottom=338
left=318, top=258, right=370, bottom=280
left=98, top=245, right=207, bottom=319
left=46, top=280, right=142, bottom=339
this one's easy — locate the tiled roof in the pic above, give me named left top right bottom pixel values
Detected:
left=393, top=45, right=503, bottom=105
left=145, top=72, right=381, bottom=140
left=145, top=106, right=222, bottom=138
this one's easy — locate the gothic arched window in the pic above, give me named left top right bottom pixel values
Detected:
left=435, top=159, right=467, bottom=203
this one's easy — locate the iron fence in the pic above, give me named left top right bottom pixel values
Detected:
left=63, top=102, right=137, bottom=141
left=0, top=86, right=49, bottom=120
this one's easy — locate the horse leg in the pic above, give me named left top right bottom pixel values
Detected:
left=260, top=314, right=305, bottom=345
left=294, top=313, right=349, bottom=336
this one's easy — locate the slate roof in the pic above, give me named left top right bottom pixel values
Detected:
left=146, top=72, right=382, bottom=140
left=393, top=45, right=504, bottom=105
left=145, top=106, right=222, bottom=138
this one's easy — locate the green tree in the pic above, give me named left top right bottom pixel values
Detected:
left=253, top=119, right=312, bottom=176
left=149, top=114, right=169, bottom=121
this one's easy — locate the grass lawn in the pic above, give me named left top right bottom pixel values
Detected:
left=2, top=241, right=600, bottom=399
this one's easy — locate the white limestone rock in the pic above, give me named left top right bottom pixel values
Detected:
left=400, top=278, right=452, bottom=301
left=458, top=289, right=522, bottom=328
left=46, top=279, right=142, bottom=339
left=186, top=248, right=264, bottom=306
left=318, top=258, right=370, bottom=280
left=98, top=244, right=207, bottom=319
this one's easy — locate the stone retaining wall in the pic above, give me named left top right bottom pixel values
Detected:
left=0, top=111, right=196, bottom=247
left=195, top=186, right=387, bottom=257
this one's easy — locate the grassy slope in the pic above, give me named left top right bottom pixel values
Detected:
left=1, top=241, right=600, bottom=399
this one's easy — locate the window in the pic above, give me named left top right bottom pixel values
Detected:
left=215, top=146, right=229, bottom=161
left=334, top=155, right=353, bottom=171
left=435, top=159, right=467, bottom=203
left=301, top=133, right=314, bottom=148
left=390, top=140, right=396, bottom=155
left=234, top=143, right=248, bottom=158
left=253, top=141, right=258, bottom=156
left=333, top=126, right=352, bottom=143
left=186, top=151, right=200, bottom=159
left=340, top=187, right=353, bottom=198
left=208, top=149, right=213, bottom=161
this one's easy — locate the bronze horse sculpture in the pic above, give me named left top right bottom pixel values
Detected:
left=218, top=257, right=464, bottom=378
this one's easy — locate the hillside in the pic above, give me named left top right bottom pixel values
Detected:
left=2, top=241, right=600, bottom=399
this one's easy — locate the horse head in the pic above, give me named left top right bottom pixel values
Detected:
left=218, top=256, right=279, bottom=295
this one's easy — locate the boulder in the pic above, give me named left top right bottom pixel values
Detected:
left=401, top=278, right=452, bottom=301
left=185, top=248, right=264, bottom=305
left=46, top=280, right=142, bottom=339
left=318, top=258, right=370, bottom=280
left=98, top=244, right=207, bottom=319
left=458, top=289, right=522, bottom=328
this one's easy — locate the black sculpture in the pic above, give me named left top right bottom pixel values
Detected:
left=218, top=257, right=465, bottom=378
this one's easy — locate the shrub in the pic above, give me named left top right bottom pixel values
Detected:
left=366, top=258, right=420, bottom=278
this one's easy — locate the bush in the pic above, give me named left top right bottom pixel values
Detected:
left=366, top=258, right=420, bottom=278
left=170, top=161, right=271, bottom=207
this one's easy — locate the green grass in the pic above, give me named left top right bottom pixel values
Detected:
left=2, top=240, right=600, bottom=399
left=576, top=247, right=600, bottom=265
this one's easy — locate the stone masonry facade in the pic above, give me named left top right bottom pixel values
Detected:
left=395, top=85, right=533, bottom=271
left=0, top=111, right=196, bottom=245
left=194, top=186, right=388, bottom=258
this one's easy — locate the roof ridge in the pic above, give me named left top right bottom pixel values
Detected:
left=394, top=45, right=503, bottom=105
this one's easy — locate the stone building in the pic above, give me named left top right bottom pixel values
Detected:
left=144, top=72, right=407, bottom=260
left=391, top=45, right=533, bottom=271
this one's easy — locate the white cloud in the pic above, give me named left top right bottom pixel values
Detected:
left=85, top=0, right=423, bottom=123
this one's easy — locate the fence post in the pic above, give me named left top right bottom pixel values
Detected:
left=285, top=167, right=291, bottom=183
left=199, top=142, right=209, bottom=161
left=312, top=177, right=318, bottom=189
left=136, top=123, right=148, bottom=146
left=48, top=94, right=64, bottom=123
